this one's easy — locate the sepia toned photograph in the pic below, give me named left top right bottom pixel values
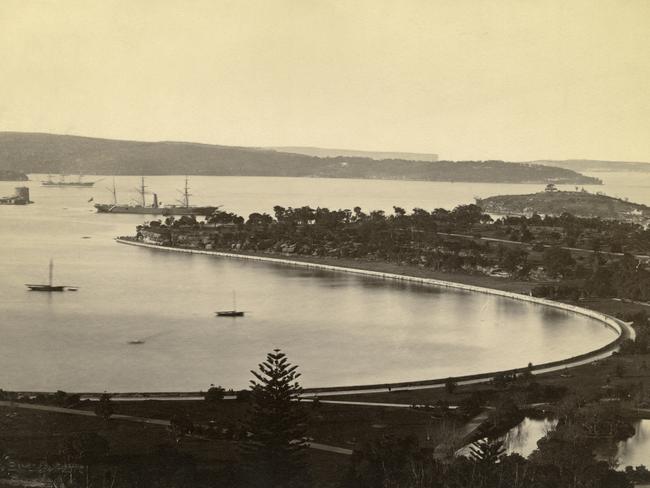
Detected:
left=1, top=1, right=649, bottom=486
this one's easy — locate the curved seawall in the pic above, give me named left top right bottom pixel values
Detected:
left=115, top=238, right=635, bottom=395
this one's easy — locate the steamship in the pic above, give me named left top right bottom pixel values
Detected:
left=94, top=177, right=219, bottom=216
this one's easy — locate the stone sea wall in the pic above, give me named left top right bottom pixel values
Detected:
left=115, top=238, right=635, bottom=394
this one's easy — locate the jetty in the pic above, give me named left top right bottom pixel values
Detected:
left=0, top=187, right=32, bottom=205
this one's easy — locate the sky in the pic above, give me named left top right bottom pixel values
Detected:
left=1, top=0, right=649, bottom=161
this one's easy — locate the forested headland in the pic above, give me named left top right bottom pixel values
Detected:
left=0, top=132, right=600, bottom=184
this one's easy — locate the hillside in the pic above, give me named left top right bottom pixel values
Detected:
left=0, top=169, right=28, bottom=181
left=270, top=146, right=439, bottom=161
left=477, top=190, right=650, bottom=223
left=0, top=132, right=600, bottom=184
left=530, top=159, right=650, bottom=173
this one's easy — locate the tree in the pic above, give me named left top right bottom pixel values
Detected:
left=349, top=435, right=425, bottom=487
left=204, top=385, right=225, bottom=402
left=170, top=413, right=194, bottom=443
left=542, top=246, right=575, bottom=278
left=52, top=433, right=110, bottom=488
left=545, top=183, right=558, bottom=192
left=445, top=377, right=457, bottom=395
left=94, top=393, right=113, bottom=421
left=468, top=438, right=505, bottom=464
left=243, top=349, right=308, bottom=487
left=451, top=204, right=484, bottom=226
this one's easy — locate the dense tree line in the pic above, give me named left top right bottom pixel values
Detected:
left=139, top=204, right=650, bottom=303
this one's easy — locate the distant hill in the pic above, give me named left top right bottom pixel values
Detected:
left=271, top=146, right=439, bottom=162
left=477, top=190, right=650, bottom=224
left=530, top=159, right=650, bottom=173
left=0, top=132, right=601, bottom=185
left=0, top=169, right=28, bottom=181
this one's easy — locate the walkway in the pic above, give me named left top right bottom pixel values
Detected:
left=0, top=401, right=351, bottom=456
left=436, top=232, right=650, bottom=261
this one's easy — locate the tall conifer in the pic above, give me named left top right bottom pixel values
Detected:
left=243, top=349, right=308, bottom=487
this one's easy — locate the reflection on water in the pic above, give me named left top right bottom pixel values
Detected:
left=0, top=177, right=618, bottom=392
left=503, top=417, right=558, bottom=458
left=497, top=417, right=650, bottom=469
left=458, top=417, right=557, bottom=459
left=617, top=420, right=650, bottom=469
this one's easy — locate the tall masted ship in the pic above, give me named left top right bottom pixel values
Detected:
left=94, top=177, right=220, bottom=216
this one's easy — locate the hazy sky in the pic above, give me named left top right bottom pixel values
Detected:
left=1, top=0, right=649, bottom=161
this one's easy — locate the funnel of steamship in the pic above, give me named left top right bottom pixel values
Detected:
left=94, top=177, right=220, bottom=216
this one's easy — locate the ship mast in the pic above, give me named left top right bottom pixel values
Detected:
left=177, top=176, right=191, bottom=207
left=136, top=177, right=147, bottom=207
left=106, top=177, right=118, bottom=204
left=111, top=177, right=117, bottom=204
left=49, top=259, right=53, bottom=287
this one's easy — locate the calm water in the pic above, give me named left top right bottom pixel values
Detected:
left=502, top=417, right=650, bottom=468
left=0, top=176, right=621, bottom=392
left=617, top=420, right=650, bottom=468
left=502, top=417, right=558, bottom=458
left=457, top=417, right=558, bottom=459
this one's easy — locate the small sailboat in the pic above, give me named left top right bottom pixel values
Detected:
left=25, top=259, right=78, bottom=292
left=216, top=291, right=245, bottom=317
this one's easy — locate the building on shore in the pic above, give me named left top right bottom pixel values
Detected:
left=0, top=187, right=32, bottom=205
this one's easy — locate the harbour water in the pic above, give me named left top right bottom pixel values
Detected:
left=458, top=417, right=558, bottom=459
left=500, top=417, right=650, bottom=469
left=502, top=417, right=558, bottom=458
left=617, top=420, right=650, bottom=468
left=0, top=175, right=626, bottom=392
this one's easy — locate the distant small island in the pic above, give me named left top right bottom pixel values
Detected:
left=477, top=186, right=650, bottom=225
left=0, top=169, right=28, bottom=181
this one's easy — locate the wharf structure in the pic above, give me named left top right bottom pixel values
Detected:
left=0, top=187, right=32, bottom=205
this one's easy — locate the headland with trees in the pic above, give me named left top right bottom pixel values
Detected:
left=132, top=199, right=650, bottom=304
left=0, top=132, right=601, bottom=184
left=477, top=186, right=650, bottom=225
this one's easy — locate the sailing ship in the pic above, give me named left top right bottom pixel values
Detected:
left=25, top=259, right=78, bottom=292
left=216, top=291, right=245, bottom=317
left=94, top=177, right=219, bottom=216
left=42, top=174, right=97, bottom=187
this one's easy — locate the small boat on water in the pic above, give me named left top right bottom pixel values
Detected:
left=128, top=340, right=145, bottom=345
left=25, top=259, right=78, bottom=292
left=216, top=292, right=245, bottom=317
left=216, top=310, right=245, bottom=317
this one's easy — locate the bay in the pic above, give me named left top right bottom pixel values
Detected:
left=0, top=175, right=621, bottom=392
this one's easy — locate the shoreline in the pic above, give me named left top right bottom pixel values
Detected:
left=111, top=238, right=635, bottom=397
